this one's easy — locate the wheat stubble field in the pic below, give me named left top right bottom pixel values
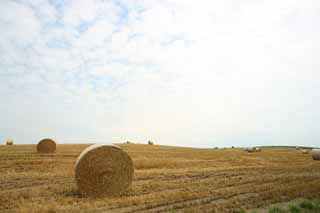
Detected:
left=0, top=144, right=320, bottom=212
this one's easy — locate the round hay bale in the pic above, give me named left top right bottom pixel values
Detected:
left=6, top=139, right=13, bottom=145
left=148, top=140, right=154, bottom=145
left=75, top=144, right=134, bottom=197
left=246, top=147, right=256, bottom=153
left=255, top=147, right=261, bottom=152
left=295, top=146, right=300, bottom=150
left=302, top=149, right=309, bottom=154
left=37, top=138, right=56, bottom=153
left=311, top=149, right=320, bottom=160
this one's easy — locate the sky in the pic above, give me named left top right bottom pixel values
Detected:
left=0, top=0, right=319, bottom=147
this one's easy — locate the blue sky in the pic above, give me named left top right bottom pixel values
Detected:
left=0, top=0, right=319, bottom=147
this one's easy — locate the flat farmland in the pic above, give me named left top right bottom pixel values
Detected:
left=0, top=144, right=319, bottom=212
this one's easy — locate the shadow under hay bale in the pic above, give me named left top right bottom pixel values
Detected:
left=311, top=149, right=320, bottom=160
left=37, top=138, right=56, bottom=153
left=75, top=144, right=134, bottom=198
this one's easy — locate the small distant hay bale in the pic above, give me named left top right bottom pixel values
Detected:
left=125, top=141, right=131, bottom=144
left=231, top=146, right=235, bottom=149
left=255, top=147, right=261, bottom=152
left=302, top=150, right=309, bottom=154
left=311, top=149, right=320, bottom=160
left=245, top=147, right=261, bottom=152
left=148, top=140, right=154, bottom=145
left=245, top=147, right=255, bottom=153
left=75, top=144, right=134, bottom=197
left=6, top=139, right=13, bottom=145
left=296, top=146, right=300, bottom=150
left=37, top=138, right=56, bottom=153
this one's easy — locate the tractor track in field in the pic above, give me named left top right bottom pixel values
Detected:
left=129, top=179, right=320, bottom=213
left=0, top=176, right=73, bottom=191
left=104, top=175, right=320, bottom=212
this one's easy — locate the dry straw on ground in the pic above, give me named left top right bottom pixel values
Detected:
left=6, top=139, right=13, bottom=145
left=75, top=144, right=134, bottom=197
left=2, top=145, right=320, bottom=212
left=311, top=149, right=320, bottom=160
left=37, top=138, right=56, bottom=153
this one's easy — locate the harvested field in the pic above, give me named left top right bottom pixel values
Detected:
left=0, top=144, right=320, bottom=212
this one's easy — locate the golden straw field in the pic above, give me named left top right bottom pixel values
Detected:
left=0, top=144, right=320, bottom=212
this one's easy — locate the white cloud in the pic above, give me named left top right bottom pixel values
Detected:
left=0, top=1, right=41, bottom=47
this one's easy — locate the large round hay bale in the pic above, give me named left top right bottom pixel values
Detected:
left=75, top=144, right=134, bottom=197
left=6, top=139, right=13, bottom=145
left=37, top=138, right=56, bottom=153
left=311, top=149, right=320, bottom=160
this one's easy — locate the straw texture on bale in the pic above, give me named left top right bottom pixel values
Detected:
left=75, top=144, right=134, bottom=197
left=37, top=138, right=56, bottom=153
left=311, top=149, right=320, bottom=160
left=6, top=139, right=13, bottom=145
